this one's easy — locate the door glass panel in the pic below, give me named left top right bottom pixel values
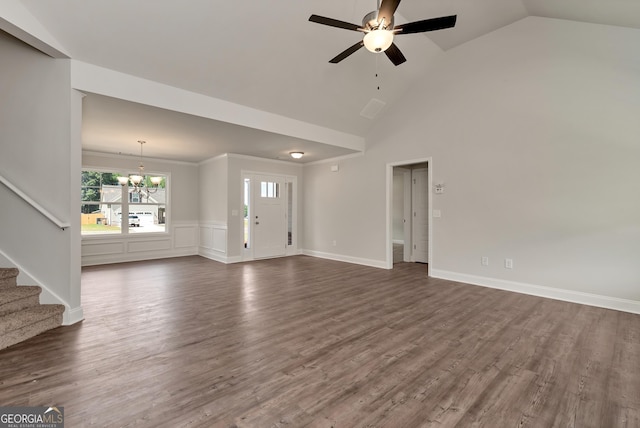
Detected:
left=244, top=178, right=250, bottom=249
left=260, top=181, right=279, bottom=198
left=287, top=182, right=293, bottom=246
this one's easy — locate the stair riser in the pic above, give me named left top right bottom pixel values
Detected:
left=0, top=313, right=63, bottom=350
left=0, top=294, right=41, bottom=317
left=0, top=268, right=19, bottom=289
left=0, top=304, right=64, bottom=335
left=0, top=277, right=17, bottom=289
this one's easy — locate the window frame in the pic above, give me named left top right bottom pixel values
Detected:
left=81, top=167, right=170, bottom=239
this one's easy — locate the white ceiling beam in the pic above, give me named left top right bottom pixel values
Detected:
left=0, top=0, right=69, bottom=58
left=71, top=61, right=365, bottom=153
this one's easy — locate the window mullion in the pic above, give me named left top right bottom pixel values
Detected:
left=122, top=182, right=129, bottom=234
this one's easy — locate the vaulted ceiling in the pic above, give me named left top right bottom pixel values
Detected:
left=16, top=0, right=640, bottom=163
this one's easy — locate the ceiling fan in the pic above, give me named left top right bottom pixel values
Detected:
left=309, top=0, right=456, bottom=66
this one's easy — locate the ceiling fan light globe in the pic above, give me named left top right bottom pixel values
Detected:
left=363, top=29, right=394, bottom=53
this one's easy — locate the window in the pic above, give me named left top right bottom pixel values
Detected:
left=260, top=181, right=279, bottom=198
left=81, top=170, right=168, bottom=236
left=81, top=172, right=122, bottom=235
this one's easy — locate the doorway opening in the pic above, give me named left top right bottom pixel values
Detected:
left=242, top=172, right=297, bottom=261
left=386, top=158, right=433, bottom=274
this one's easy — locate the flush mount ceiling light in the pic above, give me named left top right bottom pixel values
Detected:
left=290, top=152, right=304, bottom=159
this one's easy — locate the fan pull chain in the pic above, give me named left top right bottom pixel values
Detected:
left=375, top=54, right=381, bottom=91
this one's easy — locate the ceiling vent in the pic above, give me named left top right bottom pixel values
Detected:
left=360, top=98, right=386, bottom=120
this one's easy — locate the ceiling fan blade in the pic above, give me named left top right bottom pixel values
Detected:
left=385, top=43, right=406, bottom=66
left=378, top=0, right=401, bottom=27
left=329, top=41, right=365, bottom=63
left=309, top=15, right=363, bottom=32
left=394, top=15, right=457, bottom=35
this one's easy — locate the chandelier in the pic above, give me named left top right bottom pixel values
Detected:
left=117, top=140, right=161, bottom=199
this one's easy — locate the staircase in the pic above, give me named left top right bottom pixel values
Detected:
left=0, top=268, right=65, bottom=350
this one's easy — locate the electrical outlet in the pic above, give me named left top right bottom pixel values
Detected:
left=332, top=240, right=337, bottom=246
left=481, top=256, right=489, bottom=266
left=505, top=258, right=513, bottom=269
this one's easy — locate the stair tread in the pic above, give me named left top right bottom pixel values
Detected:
left=0, top=268, right=66, bottom=350
left=0, top=286, right=42, bottom=303
left=0, top=304, right=65, bottom=334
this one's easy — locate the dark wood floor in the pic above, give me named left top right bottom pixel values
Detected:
left=1, top=256, right=638, bottom=427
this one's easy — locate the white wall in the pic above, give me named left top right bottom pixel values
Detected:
left=304, top=154, right=387, bottom=267
left=0, top=30, right=83, bottom=324
left=303, top=17, right=640, bottom=310
left=81, top=152, right=199, bottom=265
left=198, top=155, right=228, bottom=261
left=199, top=155, right=228, bottom=223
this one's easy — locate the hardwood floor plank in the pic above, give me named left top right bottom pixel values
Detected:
left=0, top=256, right=638, bottom=427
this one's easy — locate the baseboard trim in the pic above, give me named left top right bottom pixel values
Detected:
left=82, top=248, right=198, bottom=266
left=430, top=269, right=640, bottom=315
left=198, top=247, right=242, bottom=264
left=63, top=306, right=84, bottom=325
left=302, top=250, right=387, bottom=269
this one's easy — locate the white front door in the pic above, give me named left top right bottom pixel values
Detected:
left=411, top=168, right=429, bottom=263
left=252, top=175, right=286, bottom=259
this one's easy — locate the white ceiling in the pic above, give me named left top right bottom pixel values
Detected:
left=16, top=0, right=640, bottom=163
left=82, top=93, right=359, bottom=163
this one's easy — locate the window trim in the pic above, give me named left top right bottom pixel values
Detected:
left=81, top=167, right=170, bottom=239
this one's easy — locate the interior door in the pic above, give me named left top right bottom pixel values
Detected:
left=252, top=175, right=286, bottom=259
left=411, top=168, right=429, bottom=263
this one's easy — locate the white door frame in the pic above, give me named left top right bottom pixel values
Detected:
left=410, top=167, right=429, bottom=263
left=241, top=171, right=298, bottom=261
left=401, top=168, right=412, bottom=262
left=385, top=157, right=433, bottom=273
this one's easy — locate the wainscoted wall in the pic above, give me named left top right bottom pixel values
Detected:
left=199, top=222, right=235, bottom=263
left=81, top=151, right=200, bottom=267
left=81, top=221, right=199, bottom=266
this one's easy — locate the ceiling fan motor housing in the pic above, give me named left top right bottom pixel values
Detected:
left=363, top=10, right=394, bottom=31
